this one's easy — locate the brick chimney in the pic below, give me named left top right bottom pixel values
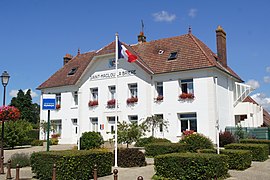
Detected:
left=63, top=54, right=73, bottom=65
left=138, top=32, right=146, bottom=44
left=216, top=26, right=227, bottom=67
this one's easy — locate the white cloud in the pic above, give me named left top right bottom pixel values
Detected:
left=251, top=93, right=270, bottom=112
left=188, top=8, right=197, bottom=18
left=9, top=89, right=39, bottom=98
left=266, top=66, right=270, bottom=73
left=152, top=11, right=176, bottom=22
left=246, top=79, right=260, bottom=89
left=264, top=76, right=270, bottom=83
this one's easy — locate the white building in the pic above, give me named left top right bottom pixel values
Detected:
left=38, top=26, right=261, bottom=144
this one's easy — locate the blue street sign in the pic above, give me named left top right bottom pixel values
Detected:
left=42, top=94, right=56, bottom=110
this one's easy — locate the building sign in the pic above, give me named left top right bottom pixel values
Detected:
left=42, top=94, right=56, bottom=110
left=90, top=69, right=136, bottom=81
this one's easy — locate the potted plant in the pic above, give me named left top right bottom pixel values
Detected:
left=88, top=100, right=98, bottom=107
left=156, top=95, right=164, bottom=101
left=126, top=96, right=138, bottom=104
left=107, top=99, right=116, bottom=107
left=179, top=93, right=195, bottom=100
left=56, top=104, right=61, bottom=109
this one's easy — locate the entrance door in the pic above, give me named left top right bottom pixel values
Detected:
left=71, top=118, right=79, bottom=144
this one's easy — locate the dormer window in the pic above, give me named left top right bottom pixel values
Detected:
left=168, top=52, right=178, bottom=60
left=68, top=67, right=78, bottom=76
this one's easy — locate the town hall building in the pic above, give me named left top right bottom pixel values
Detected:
left=38, top=26, right=262, bottom=144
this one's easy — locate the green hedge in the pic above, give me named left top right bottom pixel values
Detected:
left=225, top=143, right=269, bottom=161
left=240, top=139, right=270, bottom=154
left=31, top=149, right=112, bottom=180
left=145, top=143, right=189, bottom=157
left=199, top=149, right=252, bottom=170
left=135, top=137, right=171, bottom=147
left=117, top=148, right=146, bottom=167
left=154, top=153, right=228, bottom=179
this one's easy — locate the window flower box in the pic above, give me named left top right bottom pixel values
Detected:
left=179, top=93, right=195, bottom=100
left=88, top=100, right=98, bottom=107
left=0, top=106, right=20, bottom=121
left=107, top=99, right=116, bottom=108
left=156, top=95, right=164, bottom=101
left=56, top=104, right=61, bottom=110
left=126, top=97, right=138, bottom=104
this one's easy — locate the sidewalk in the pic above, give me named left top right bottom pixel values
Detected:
left=0, top=145, right=269, bottom=180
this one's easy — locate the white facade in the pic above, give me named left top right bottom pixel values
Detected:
left=39, top=53, right=248, bottom=144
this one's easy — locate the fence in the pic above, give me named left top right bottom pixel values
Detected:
left=225, top=126, right=270, bottom=140
left=4, top=162, right=144, bottom=180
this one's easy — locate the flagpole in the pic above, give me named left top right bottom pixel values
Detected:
left=114, top=33, right=119, bottom=167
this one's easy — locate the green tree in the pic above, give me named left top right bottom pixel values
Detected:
left=117, top=121, right=147, bottom=148
left=10, top=89, right=40, bottom=124
left=143, top=115, right=169, bottom=137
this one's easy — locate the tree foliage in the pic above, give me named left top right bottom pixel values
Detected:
left=117, top=121, right=147, bottom=148
left=10, top=89, right=40, bottom=124
left=143, top=115, right=169, bottom=137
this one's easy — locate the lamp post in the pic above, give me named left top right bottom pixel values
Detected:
left=0, top=71, right=10, bottom=174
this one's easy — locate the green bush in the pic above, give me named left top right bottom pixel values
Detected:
left=154, top=153, right=228, bottom=179
left=135, top=137, right=171, bottom=147
left=50, top=138, right=58, bottom=145
left=31, top=149, right=112, bottom=180
left=240, top=139, right=270, bottom=154
left=219, top=131, right=236, bottom=147
left=225, top=143, right=269, bottom=161
left=80, top=131, right=104, bottom=150
left=117, top=148, right=146, bottom=167
left=31, top=140, right=45, bottom=146
left=10, top=153, right=31, bottom=168
left=145, top=143, right=188, bottom=157
left=179, top=133, right=214, bottom=152
left=199, top=149, right=252, bottom=170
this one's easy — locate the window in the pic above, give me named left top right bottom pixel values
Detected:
left=155, top=114, right=164, bottom=132
left=128, top=115, right=138, bottom=124
left=90, top=88, right=98, bottom=101
left=168, top=52, right=178, bottom=60
left=179, top=113, right=197, bottom=132
left=156, top=82, right=163, bottom=96
left=180, top=79, right=194, bottom=94
left=72, top=118, right=78, bottom=125
left=90, top=117, right=98, bottom=132
left=128, top=83, right=138, bottom=97
left=56, top=93, right=61, bottom=105
left=109, top=86, right=116, bottom=99
left=73, top=91, right=78, bottom=105
left=68, top=67, right=78, bottom=76
left=51, top=119, right=62, bottom=135
left=107, top=116, right=118, bottom=133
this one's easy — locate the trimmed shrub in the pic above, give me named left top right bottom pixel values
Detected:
left=80, top=131, right=104, bottom=150
left=145, top=143, right=189, bottom=157
left=117, top=148, right=146, bottom=167
left=31, top=149, right=112, bottom=180
left=219, top=131, right=236, bottom=147
left=50, top=138, right=58, bottom=145
left=154, top=153, right=228, bottom=179
left=179, top=133, right=214, bottom=152
left=135, top=137, right=171, bottom=147
left=10, top=153, right=31, bottom=168
left=199, top=149, right=252, bottom=170
left=225, top=143, right=269, bottom=161
left=240, top=139, right=270, bottom=154
left=31, top=140, right=45, bottom=146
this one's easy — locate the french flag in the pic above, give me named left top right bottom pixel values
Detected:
left=118, top=40, right=137, bottom=63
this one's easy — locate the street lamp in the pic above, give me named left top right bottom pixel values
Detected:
left=0, top=71, right=10, bottom=174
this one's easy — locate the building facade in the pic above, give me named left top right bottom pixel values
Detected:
left=38, top=26, right=258, bottom=144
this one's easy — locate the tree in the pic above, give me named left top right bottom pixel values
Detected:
left=117, top=121, right=147, bottom=148
left=143, top=115, right=169, bottom=137
left=10, top=89, right=40, bottom=124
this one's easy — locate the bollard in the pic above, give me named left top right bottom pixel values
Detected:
left=137, top=176, right=143, bottom=180
left=0, top=156, right=4, bottom=174
left=6, top=159, right=12, bottom=179
left=15, top=164, right=20, bottom=180
left=93, top=164, right=97, bottom=180
left=113, top=169, right=118, bottom=180
left=52, top=164, right=56, bottom=180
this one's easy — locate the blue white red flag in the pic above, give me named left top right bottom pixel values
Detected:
left=118, top=40, right=137, bottom=63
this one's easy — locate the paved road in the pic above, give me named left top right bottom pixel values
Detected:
left=0, top=145, right=269, bottom=180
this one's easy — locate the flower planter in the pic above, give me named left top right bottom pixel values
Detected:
left=56, top=104, right=61, bottom=110
left=179, top=93, right=194, bottom=100
left=156, top=95, right=164, bottom=101
left=126, top=97, right=138, bottom=104
left=107, top=99, right=116, bottom=108
left=88, top=100, right=98, bottom=107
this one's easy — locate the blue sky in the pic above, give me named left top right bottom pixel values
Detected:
left=0, top=0, right=270, bottom=111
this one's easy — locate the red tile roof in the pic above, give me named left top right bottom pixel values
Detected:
left=38, top=33, right=242, bottom=90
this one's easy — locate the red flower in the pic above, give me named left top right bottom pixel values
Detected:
left=156, top=95, right=164, bottom=101
left=183, top=130, right=195, bottom=136
left=0, top=106, right=20, bottom=121
left=88, top=100, right=98, bottom=107
left=107, top=99, right=116, bottom=107
left=56, top=104, right=61, bottom=109
left=179, top=93, right=194, bottom=100
left=126, top=97, right=138, bottom=104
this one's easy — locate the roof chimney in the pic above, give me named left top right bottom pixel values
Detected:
left=216, top=26, right=227, bottom=67
left=63, top=54, right=73, bottom=65
left=138, top=32, right=146, bottom=44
